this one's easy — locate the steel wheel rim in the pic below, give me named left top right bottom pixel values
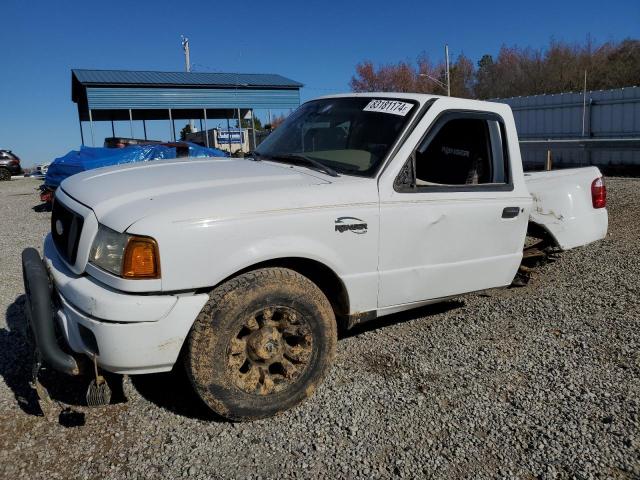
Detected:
left=227, top=306, right=313, bottom=395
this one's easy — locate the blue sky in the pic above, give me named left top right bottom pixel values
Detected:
left=1, top=0, right=638, bottom=166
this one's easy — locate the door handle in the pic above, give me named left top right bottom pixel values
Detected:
left=502, top=207, right=521, bottom=219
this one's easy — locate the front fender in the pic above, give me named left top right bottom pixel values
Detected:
left=129, top=207, right=380, bottom=314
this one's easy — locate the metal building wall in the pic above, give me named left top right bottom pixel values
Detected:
left=495, top=86, right=640, bottom=170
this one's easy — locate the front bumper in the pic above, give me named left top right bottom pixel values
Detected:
left=22, top=236, right=208, bottom=375
left=22, top=247, right=84, bottom=375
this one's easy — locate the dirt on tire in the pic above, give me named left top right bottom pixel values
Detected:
left=184, top=267, right=337, bottom=421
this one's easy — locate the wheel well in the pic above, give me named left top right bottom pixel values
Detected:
left=527, top=220, right=559, bottom=247
left=204, top=258, right=350, bottom=322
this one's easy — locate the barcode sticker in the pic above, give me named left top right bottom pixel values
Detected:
left=363, top=99, right=414, bottom=116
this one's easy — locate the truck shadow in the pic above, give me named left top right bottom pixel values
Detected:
left=339, top=299, right=465, bottom=339
left=130, top=369, right=222, bottom=422
left=2, top=295, right=464, bottom=422
left=131, top=300, right=465, bottom=421
left=2, top=294, right=218, bottom=422
left=1, top=295, right=88, bottom=417
left=32, top=203, right=51, bottom=213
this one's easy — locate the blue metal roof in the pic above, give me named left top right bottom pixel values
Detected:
left=72, top=69, right=303, bottom=122
left=72, top=69, right=303, bottom=88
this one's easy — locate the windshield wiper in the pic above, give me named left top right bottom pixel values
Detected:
left=259, top=153, right=339, bottom=177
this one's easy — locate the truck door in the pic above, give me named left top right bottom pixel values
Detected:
left=378, top=110, right=530, bottom=309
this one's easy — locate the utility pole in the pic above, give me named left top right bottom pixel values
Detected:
left=181, top=35, right=191, bottom=72
left=581, top=69, right=588, bottom=137
left=418, top=44, right=451, bottom=96
left=181, top=35, right=194, bottom=132
left=445, top=44, right=451, bottom=97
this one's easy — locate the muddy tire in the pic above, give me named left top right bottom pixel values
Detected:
left=0, top=168, right=10, bottom=181
left=185, top=268, right=337, bottom=421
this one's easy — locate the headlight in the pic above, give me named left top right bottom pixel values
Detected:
left=89, top=225, right=160, bottom=279
left=89, top=225, right=128, bottom=275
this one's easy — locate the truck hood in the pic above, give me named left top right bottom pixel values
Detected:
left=61, top=158, right=337, bottom=232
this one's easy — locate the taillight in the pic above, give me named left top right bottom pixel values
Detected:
left=40, top=189, right=54, bottom=204
left=591, top=177, right=606, bottom=209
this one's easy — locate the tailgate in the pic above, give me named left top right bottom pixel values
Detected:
left=525, top=167, right=608, bottom=250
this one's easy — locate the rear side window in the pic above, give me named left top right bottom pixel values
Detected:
left=404, top=112, right=510, bottom=190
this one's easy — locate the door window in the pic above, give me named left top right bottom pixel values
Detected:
left=398, top=112, right=510, bottom=190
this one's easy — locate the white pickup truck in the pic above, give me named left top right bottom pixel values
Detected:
left=22, top=93, right=608, bottom=420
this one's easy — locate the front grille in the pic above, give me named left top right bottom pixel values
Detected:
left=51, top=199, right=84, bottom=264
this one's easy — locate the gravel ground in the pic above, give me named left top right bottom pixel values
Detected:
left=0, top=177, right=638, bottom=480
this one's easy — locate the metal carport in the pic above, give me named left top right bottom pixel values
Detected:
left=71, top=69, right=303, bottom=147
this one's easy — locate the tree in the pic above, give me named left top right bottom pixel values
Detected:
left=351, top=38, right=640, bottom=100
left=415, top=53, right=447, bottom=95
left=350, top=60, right=418, bottom=92
left=268, top=113, right=287, bottom=130
left=179, top=123, right=193, bottom=141
left=475, top=54, right=496, bottom=99
left=237, top=113, right=263, bottom=130
left=350, top=61, right=381, bottom=91
left=351, top=53, right=475, bottom=97
left=449, top=54, right=475, bottom=98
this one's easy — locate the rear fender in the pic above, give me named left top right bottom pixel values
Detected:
left=526, top=167, right=608, bottom=250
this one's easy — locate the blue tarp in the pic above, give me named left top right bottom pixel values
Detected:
left=45, top=142, right=227, bottom=188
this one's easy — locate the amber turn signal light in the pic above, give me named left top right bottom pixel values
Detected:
left=122, top=236, right=160, bottom=279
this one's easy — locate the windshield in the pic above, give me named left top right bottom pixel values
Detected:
left=255, top=97, right=419, bottom=176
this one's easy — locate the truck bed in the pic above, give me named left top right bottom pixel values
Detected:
left=524, top=167, right=608, bottom=250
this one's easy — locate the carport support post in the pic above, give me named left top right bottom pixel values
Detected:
left=226, top=117, right=232, bottom=153
left=88, top=109, right=95, bottom=147
left=237, top=108, right=243, bottom=154
left=143, top=120, right=147, bottom=140
left=78, top=118, right=85, bottom=146
left=129, top=109, right=134, bottom=138
left=203, top=108, right=209, bottom=148
left=168, top=109, right=175, bottom=142
left=111, top=119, right=115, bottom=137
left=251, top=109, right=257, bottom=151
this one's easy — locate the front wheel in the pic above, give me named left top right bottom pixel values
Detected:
left=185, top=268, right=337, bottom=421
left=0, top=168, right=11, bottom=181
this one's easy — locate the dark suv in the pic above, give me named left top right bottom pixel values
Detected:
left=0, top=150, right=23, bottom=180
